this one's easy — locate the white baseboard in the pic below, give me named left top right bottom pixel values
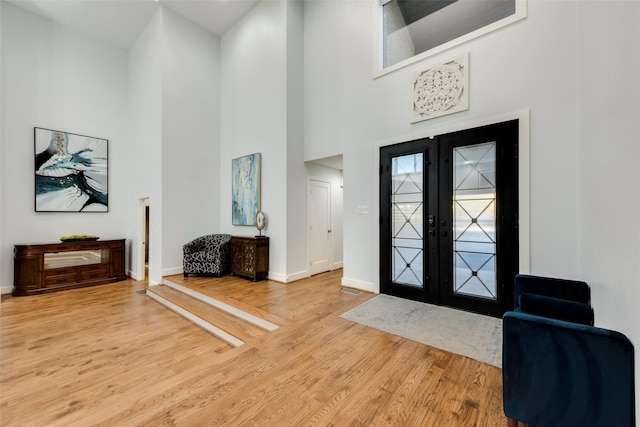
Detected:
left=266, top=271, right=307, bottom=283
left=267, top=271, right=286, bottom=283
left=128, top=270, right=143, bottom=281
left=1, top=285, right=13, bottom=295
left=341, top=277, right=375, bottom=293
left=272, top=266, right=344, bottom=284
left=285, top=270, right=309, bottom=283
left=162, top=266, right=183, bottom=277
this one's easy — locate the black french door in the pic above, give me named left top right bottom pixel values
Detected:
left=380, top=120, right=519, bottom=317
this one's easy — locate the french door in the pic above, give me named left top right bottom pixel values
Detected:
left=380, top=120, right=519, bottom=317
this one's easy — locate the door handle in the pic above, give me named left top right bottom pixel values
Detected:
left=328, top=230, right=332, bottom=233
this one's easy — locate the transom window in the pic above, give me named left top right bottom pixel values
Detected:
left=377, top=0, right=526, bottom=76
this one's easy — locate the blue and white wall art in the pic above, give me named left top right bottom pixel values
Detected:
left=232, top=153, right=261, bottom=225
left=35, top=127, right=108, bottom=212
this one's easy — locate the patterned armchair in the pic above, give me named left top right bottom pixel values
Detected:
left=183, top=234, right=231, bottom=277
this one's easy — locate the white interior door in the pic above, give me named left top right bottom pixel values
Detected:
left=308, top=179, right=332, bottom=276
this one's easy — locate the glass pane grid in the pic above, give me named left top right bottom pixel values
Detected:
left=393, top=245, right=423, bottom=287
left=391, top=153, right=424, bottom=288
left=452, top=142, right=497, bottom=300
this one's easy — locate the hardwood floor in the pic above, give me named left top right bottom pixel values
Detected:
left=1, top=270, right=507, bottom=426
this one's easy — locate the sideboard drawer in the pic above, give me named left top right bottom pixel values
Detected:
left=45, top=273, right=79, bottom=287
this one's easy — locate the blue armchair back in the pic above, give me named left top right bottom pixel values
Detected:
left=503, top=311, right=635, bottom=426
left=514, top=274, right=594, bottom=325
left=514, top=274, right=591, bottom=308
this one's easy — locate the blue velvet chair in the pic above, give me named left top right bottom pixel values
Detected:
left=183, top=234, right=231, bottom=277
left=503, top=275, right=635, bottom=426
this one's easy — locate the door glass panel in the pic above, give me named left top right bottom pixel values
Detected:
left=392, top=153, right=423, bottom=287
left=452, top=142, right=497, bottom=300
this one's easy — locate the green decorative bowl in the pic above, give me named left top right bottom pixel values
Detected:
left=60, top=235, right=99, bottom=242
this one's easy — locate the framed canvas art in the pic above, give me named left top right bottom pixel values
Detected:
left=232, top=153, right=261, bottom=225
left=34, top=127, right=108, bottom=212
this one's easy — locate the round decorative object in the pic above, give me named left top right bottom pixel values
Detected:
left=256, top=211, right=266, bottom=231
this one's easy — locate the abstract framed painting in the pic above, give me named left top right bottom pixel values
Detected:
left=232, top=153, right=261, bottom=226
left=34, top=127, right=108, bottom=212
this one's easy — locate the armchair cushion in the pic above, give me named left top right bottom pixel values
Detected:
left=518, top=293, right=594, bottom=326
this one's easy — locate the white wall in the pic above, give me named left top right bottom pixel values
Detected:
left=219, top=0, right=309, bottom=282
left=128, top=7, right=222, bottom=283
left=285, top=0, right=308, bottom=280
left=220, top=0, right=289, bottom=279
left=128, top=9, right=163, bottom=283
left=161, top=8, right=221, bottom=276
left=0, top=2, right=130, bottom=293
left=576, top=0, right=640, bottom=415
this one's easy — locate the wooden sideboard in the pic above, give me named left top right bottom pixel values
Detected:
left=230, top=236, right=269, bottom=281
left=13, top=239, right=126, bottom=296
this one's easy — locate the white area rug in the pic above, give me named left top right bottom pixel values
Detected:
left=341, top=294, right=502, bottom=367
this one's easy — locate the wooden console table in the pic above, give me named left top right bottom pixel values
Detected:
left=13, top=239, right=126, bottom=296
left=230, top=236, right=269, bottom=281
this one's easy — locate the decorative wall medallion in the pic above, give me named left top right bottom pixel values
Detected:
left=411, top=54, right=469, bottom=123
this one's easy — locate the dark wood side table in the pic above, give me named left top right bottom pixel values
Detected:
left=230, top=236, right=269, bottom=281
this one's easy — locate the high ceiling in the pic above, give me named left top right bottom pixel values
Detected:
left=5, top=0, right=261, bottom=49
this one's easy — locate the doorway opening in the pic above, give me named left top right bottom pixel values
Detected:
left=145, top=204, right=149, bottom=278
left=305, top=156, right=344, bottom=279
left=379, top=120, right=519, bottom=317
left=137, top=197, right=150, bottom=281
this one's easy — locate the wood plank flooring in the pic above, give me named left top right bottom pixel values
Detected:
left=1, top=270, right=507, bottom=426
